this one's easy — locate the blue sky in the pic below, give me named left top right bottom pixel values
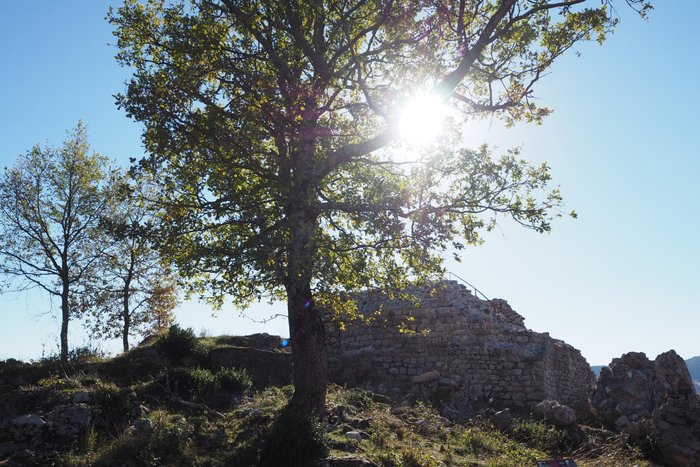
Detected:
left=0, top=1, right=698, bottom=365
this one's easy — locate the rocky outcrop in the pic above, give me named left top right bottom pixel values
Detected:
left=592, top=350, right=700, bottom=466
left=591, top=350, right=694, bottom=428
left=325, top=281, right=595, bottom=415
left=650, top=394, right=700, bottom=466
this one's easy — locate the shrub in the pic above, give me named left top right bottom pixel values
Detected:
left=159, top=324, right=198, bottom=363
left=346, top=388, right=374, bottom=410
left=257, top=407, right=328, bottom=467
left=158, top=367, right=218, bottom=398
left=68, top=345, right=108, bottom=363
left=216, top=367, right=252, bottom=394
left=95, top=384, right=136, bottom=427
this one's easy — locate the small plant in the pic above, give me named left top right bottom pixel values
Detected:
left=159, top=324, right=198, bottom=363
left=346, top=387, right=374, bottom=410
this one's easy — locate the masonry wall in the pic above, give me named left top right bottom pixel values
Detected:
left=325, top=281, right=595, bottom=413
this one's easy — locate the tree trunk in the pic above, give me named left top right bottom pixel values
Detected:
left=287, top=280, right=328, bottom=416
left=60, top=280, right=69, bottom=364
left=122, top=292, right=131, bottom=353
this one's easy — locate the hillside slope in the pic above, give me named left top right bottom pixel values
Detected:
left=0, top=333, right=655, bottom=466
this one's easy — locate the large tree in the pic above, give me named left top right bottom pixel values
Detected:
left=0, top=123, right=117, bottom=363
left=110, top=0, right=651, bottom=414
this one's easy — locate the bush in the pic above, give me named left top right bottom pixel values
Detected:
left=68, top=345, right=108, bottom=363
left=257, top=407, right=328, bottom=467
left=217, top=367, right=252, bottom=394
left=96, top=384, right=136, bottom=427
left=159, top=324, right=198, bottom=363
left=158, top=367, right=218, bottom=398
left=346, top=388, right=374, bottom=410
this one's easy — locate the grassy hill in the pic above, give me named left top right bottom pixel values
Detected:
left=0, top=330, right=655, bottom=466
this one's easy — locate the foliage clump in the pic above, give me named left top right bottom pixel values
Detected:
left=157, top=366, right=253, bottom=400
left=216, top=367, right=253, bottom=393
left=158, top=324, right=198, bottom=363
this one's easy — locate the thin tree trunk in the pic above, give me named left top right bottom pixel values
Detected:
left=123, top=256, right=135, bottom=352
left=122, top=292, right=131, bottom=353
left=287, top=280, right=327, bottom=416
left=60, top=280, right=70, bottom=363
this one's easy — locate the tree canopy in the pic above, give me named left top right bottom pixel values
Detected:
left=110, top=0, right=651, bottom=413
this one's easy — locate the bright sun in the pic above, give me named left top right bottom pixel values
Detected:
left=397, top=92, right=450, bottom=146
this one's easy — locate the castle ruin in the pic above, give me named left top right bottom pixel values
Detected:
left=325, top=280, right=595, bottom=414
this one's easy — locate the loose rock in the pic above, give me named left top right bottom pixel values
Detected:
left=532, top=400, right=576, bottom=426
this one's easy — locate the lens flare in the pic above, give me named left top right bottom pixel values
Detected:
left=397, top=92, right=449, bottom=145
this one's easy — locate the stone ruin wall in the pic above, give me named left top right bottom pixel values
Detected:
left=325, top=281, right=595, bottom=413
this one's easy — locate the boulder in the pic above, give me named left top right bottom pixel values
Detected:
left=9, top=415, right=46, bottom=442
left=48, top=404, right=93, bottom=438
left=532, top=400, right=576, bottom=426
left=410, top=370, right=440, bottom=384
left=131, top=418, right=154, bottom=434
left=72, top=391, right=93, bottom=404
left=491, top=409, right=514, bottom=431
